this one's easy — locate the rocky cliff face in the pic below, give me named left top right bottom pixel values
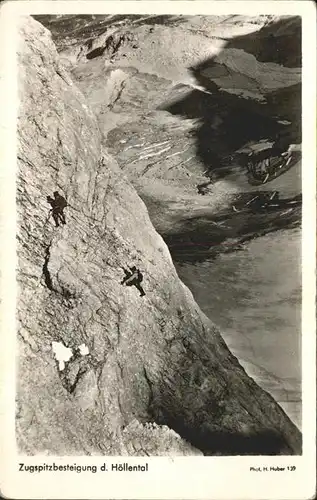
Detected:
left=16, top=16, right=301, bottom=456
left=35, top=13, right=302, bottom=428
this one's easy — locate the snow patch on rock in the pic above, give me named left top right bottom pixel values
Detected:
left=52, top=341, right=73, bottom=371
left=78, top=343, right=89, bottom=356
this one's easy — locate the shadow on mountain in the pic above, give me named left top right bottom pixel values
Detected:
left=158, top=16, right=302, bottom=265
left=162, top=16, right=301, bottom=182
left=224, top=16, right=301, bottom=67
left=163, top=85, right=284, bottom=174
left=164, top=196, right=301, bottom=263
left=164, top=424, right=299, bottom=456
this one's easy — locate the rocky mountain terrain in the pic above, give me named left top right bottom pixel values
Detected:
left=16, top=15, right=302, bottom=456
left=35, top=13, right=302, bottom=428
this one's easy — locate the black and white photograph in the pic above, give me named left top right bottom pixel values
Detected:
left=0, top=1, right=316, bottom=499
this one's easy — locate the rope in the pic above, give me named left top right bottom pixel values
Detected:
left=66, top=203, right=103, bottom=224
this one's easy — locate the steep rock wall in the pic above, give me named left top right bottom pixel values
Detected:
left=16, top=16, right=301, bottom=456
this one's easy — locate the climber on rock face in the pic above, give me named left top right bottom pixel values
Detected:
left=121, top=265, right=145, bottom=297
left=47, top=191, right=67, bottom=227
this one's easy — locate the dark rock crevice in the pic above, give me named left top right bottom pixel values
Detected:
left=108, top=80, right=127, bottom=111
left=42, top=243, right=53, bottom=290
left=86, top=46, right=107, bottom=60
left=67, top=366, right=88, bottom=394
left=143, top=366, right=155, bottom=416
left=42, top=242, right=80, bottom=303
